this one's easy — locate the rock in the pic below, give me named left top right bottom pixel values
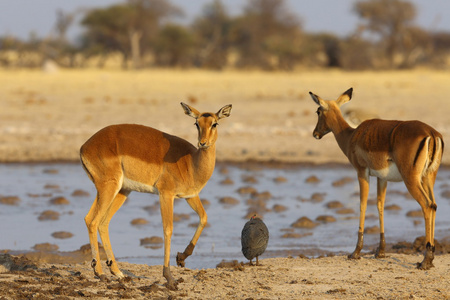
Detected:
left=291, top=217, right=318, bottom=228
left=406, top=210, right=423, bottom=218
left=242, top=175, right=258, bottom=184
left=140, top=236, right=163, bottom=246
left=44, top=184, right=60, bottom=190
left=311, top=192, right=326, bottom=203
left=237, top=186, right=258, bottom=195
left=43, top=169, right=59, bottom=174
left=440, top=190, right=450, bottom=199
left=325, top=200, right=344, bottom=209
left=315, top=215, right=336, bottom=223
left=272, top=204, right=288, bottom=213
left=332, top=177, right=354, bottom=187
left=385, top=204, right=401, bottom=210
left=130, top=218, right=149, bottom=226
left=52, top=231, right=73, bottom=239
left=173, top=213, right=190, bottom=222
left=336, top=208, right=355, bottom=215
left=251, top=191, right=272, bottom=201
left=49, top=196, right=70, bottom=205
left=38, top=210, right=60, bottom=221
left=0, top=196, right=20, bottom=206
left=273, top=176, right=288, bottom=183
left=71, top=189, right=90, bottom=197
left=219, top=197, right=239, bottom=205
left=305, top=175, right=320, bottom=184
left=33, top=243, right=59, bottom=252
left=201, top=198, right=211, bottom=208
left=220, top=177, right=234, bottom=185
left=364, top=226, right=379, bottom=234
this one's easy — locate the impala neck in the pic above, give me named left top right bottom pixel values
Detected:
left=193, top=144, right=216, bottom=182
left=330, top=111, right=354, bottom=157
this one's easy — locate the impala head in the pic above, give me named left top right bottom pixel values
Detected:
left=309, top=88, right=353, bottom=139
left=181, top=102, right=232, bottom=149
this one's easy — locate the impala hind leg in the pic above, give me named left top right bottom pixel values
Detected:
left=98, top=190, right=130, bottom=278
left=159, top=192, right=177, bottom=290
left=85, top=185, right=119, bottom=281
left=177, top=195, right=207, bottom=267
left=349, top=171, right=369, bottom=259
left=405, top=178, right=436, bottom=270
left=375, top=178, right=387, bottom=258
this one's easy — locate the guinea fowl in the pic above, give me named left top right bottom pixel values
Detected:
left=241, top=215, right=269, bottom=265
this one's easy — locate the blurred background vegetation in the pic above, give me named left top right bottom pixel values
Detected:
left=1, top=0, right=450, bottom=71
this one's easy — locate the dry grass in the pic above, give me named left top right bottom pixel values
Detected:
left=0, top=68, right=449, bottom=163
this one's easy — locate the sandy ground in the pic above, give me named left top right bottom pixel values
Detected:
left=1, top=69, right=450, bottom=299
left=0, top=252, right=449, bottom=299
left=0, top=69, right=449, bottom=164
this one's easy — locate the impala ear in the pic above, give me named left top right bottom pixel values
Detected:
left=217, top=104, right=232, bottom=119
left=309, top=92, right=328, bottom=109
left=336, top=87, right=353, bottom=106
left=181, top=102, right=200, bottom=118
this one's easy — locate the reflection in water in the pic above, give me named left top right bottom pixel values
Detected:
left=0, top=163, right=449, bottom=269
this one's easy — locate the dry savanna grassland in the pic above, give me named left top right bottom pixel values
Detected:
left=0, top=68, right=449, bottom=164
left=0, top=68, right=449, bottom=299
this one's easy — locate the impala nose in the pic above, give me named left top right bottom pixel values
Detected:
left=199, top=141, right=207, bottom=148
left=313, top=132, right=321, bottom=139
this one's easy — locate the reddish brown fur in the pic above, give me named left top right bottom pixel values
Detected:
left=80, top=103, right=232, bottom=290
left=310, top=88, right=443, bottom=270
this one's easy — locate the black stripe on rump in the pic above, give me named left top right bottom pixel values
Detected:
left=413, top=137, right=428, bottom=167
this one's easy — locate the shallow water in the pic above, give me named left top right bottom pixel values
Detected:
left=0, top=163, right=449, bottom=269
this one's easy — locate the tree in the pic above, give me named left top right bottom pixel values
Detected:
left=192, top=0, right=231, bottom=69
left=354, top=0, right=417, bottom=67
left=230, top=0, right=302, bottom=70
left=81, top=0, right=182, bottom=69
left=154, top=24, right=194, bottom=67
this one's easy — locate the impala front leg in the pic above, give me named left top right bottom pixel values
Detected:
left=160, top=193, right=177, bottom=290
left=177, top=195, right=207, bottom=267
left=349, top=171, right=369, bottom=259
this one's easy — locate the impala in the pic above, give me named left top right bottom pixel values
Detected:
left=80, top=102, right=232, bottom=290
left=309, top=88, right=443, bottom=269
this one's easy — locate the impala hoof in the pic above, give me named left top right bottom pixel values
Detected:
left=165, top=280, right=178, bottom=291
left=176, top=252, right=187, bottom=267
left=375, top=249, right=386, bottom=258
left=98, top=274, right=109, bottom=282
left=348, top=252, right=361, bottom=260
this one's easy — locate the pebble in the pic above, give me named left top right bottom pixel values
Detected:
left=52, top=231, right=73, bottom=239
left=38, top=210, right=60, bottom=221
left=219, top=197, right=239, bottom=205
left=315, top=215, right=336, bottom=223
left=305, top=175, right=320, bottom=184
left=332, top=177, right=354, bottom=187
left=49, top=196, right=70, bottom=205
left=71, top=189, right=90, bottom=197
left=0, top=196, right=20, bottom=206
left=406, top=210, right=423, bottom=218
left=130, top=218, right=149, bottom=226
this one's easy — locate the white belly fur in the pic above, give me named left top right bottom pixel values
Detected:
left=369, top=162, right=403, bottom=182
left=123, top=177, right=158, bottom=194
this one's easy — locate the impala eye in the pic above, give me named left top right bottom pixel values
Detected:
left=212, top=123, right=218, bottom=128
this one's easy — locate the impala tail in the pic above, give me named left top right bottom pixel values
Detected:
left=416, top=135, right=444, bottom=176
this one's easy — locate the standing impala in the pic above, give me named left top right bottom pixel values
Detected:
left=309, top=88, right=443, bottom=270
left=80, top=102, right=232, bottom=290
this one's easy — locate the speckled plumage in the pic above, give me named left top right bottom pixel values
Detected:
left=241, top=215, right=269, bottom=265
